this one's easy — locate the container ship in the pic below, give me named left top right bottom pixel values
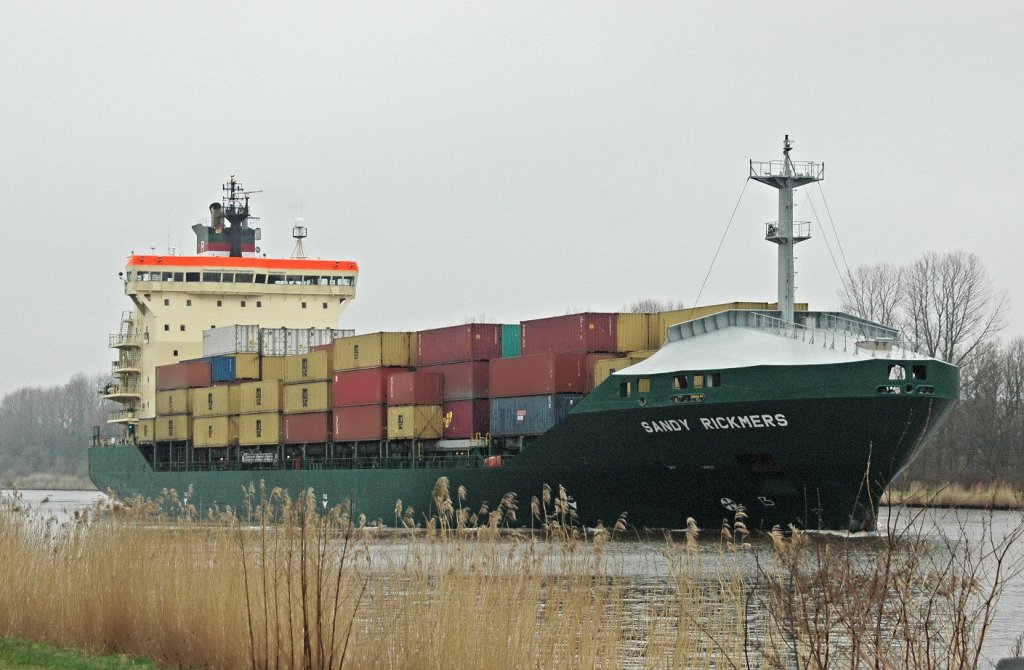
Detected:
left=89, top=140, right=959, bottom=531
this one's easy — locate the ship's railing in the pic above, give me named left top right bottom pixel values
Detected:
left=764, top=221, right=811, bottom=241
left=112, top=355, right=141, bottom=374
left=152, top=453, right=496, bottom=473
left=749, top=160, right=824, bottom=180
left=742, top=311, right=906, bottom=353
left=109, top=332, right=142, bottom=348
left=107, top=409, right=139, bottom=422
left=102, top=381, right=142, bottom=396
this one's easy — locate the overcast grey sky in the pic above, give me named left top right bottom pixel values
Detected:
left=1, top=2, right=1021, bottom=395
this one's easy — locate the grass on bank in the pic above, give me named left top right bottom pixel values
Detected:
left=2, top=482, right=1023, bottom=669
left=0, top=638, right=163, bottom=669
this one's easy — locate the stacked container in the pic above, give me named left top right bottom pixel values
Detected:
left=154, top=361, right=211, bottom=442
left=191, top=385, right=240, bottom=448
left=386, top=371, right=444, bottom=440
left=237, top=379, right=283, bottom=446
left=331, top=333, right=415, bottom=442
left=282, top=349, right=332, bottom=444
left=418, top=324, right=498, bottom=440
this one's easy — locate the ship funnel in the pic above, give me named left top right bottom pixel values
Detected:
left=209, top=203, right=225, bottom=231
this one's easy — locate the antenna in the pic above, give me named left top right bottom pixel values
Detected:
left=291, top=217, right=308, bottom=259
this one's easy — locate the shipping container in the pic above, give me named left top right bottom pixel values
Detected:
left=238, top=412, right=281, bottom=446
left=331, top=332, right=413, bottom=371
left=416, top=324, right=502, bottom=366
left=261, top=356, right=285, bottom=382
left=615, top=313, right=649, bottom=353
left=232, top=353, right=261, bottom=380
left=136, top=418, right=156, bottom=444
left=333, top=405, right=387, bottom=441
left=155, top=414, right=191, bottom=441
left=283, top=382, right=331, bottom=414
left=260, top=327, right=343, bottom=356
left=387, top=371, right=443, bottom=406
left=488, top=353, right=587, bottom=398
left=155, top=361, right=212, bottom=391
left=202, top=324, right=261, bottom=357
left=190, top=385, right=240, bottom=417
left=193, top=416, right=239, bottom=448
left=648, top=302, right=808, bottom=349
left=418, top=361, right=489, bottom=400
left=237, top=380, right=283, bottom=414
left=283, top=411, right=332, bottom=444
left=387, top=405, right=443, bottom=440
left=441, top=399, right=490, bottom=439
left=520, top=313, right=617, bottom=355
left=284, top=350, right=332, bottom=383
left=204, top=355, right=237, bottom=383
left=593, top=351, right=656, bottom=387
left=501, top=324, right=521, bottom=358
left=490, top=394, right=582, bottom=437
left=584, top=353, right=620, bottom=391
left=331, top=368, right=401, bottom=407
left=156, top=389, right=190, bottom=416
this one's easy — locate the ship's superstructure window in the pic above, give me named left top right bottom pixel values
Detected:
left=913, top=365, right=927, bottom=380
left=255, top=274, right=266, bottom=284
left=240, top=300, right=246, bottom=307
left=638, top=378, right=651, bottom=393
left=216, top=300, right=222, bottom=306
left=173, top=350, right=178, bottom=357
left=256, top=301, right=262, bottom=308
left=270, top=274, right=285, bottom=284
left=164, top=324, right=169, bottom=331
left=888, top=364, right=907, bottom=381
left=287, top=275, right=301, bottom=284
left=236, top=273, right=253, bottom=282
left=304, top=276, right=318, bottom=285
left=221, top=273, right=233, bottom=283
left=709, top=373, right=722, bottom=387
left=302, top=302, right=307, bottom=309
left=180, top=325, right=185, bottom=331
left=203, top=272, right=221, bottom=282
left=186, top=272, right=200, bottom=282
left=186, top=299, right=192, bottom=306
left=694, top=374, right=705, bottom=389
left=619, top=382, right=632, bottom=398
left=673, top=375, right=688, bottom=390
left=323, top=302, right=328, bottom=309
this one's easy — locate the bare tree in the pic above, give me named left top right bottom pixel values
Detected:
left=839, top=262, right=903, bottom=325
left=903, top=250, right=1007, bottom=366
left=623, top=298, right=686, bottom=314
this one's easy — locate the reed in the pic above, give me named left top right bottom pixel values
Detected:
left=0, top=485, right=1020, bottom=669
left=884, top=480, right=1023, bottom=509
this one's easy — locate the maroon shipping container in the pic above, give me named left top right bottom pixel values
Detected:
left=333, top=405, right=387, bottom=441
left=489, top=353, right=587, bottom=398
left=585, top=353, right=620, bottom=391
left=520, top=313, right=617, bottom=355
left=442, top=399, right=490, bottom=439
left=283, top=411, right=332, bottom=444
left=417, top=324, right=503, bottom=366
left=332, top=368, right=402, bottom=407
left=155, top=361, right=212, bottom=391
left=388, top=371, right=443, bottom=406
left=420, top=361, right=489, bottom=400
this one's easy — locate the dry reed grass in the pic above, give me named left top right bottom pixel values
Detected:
left=884, top=481, right=1023, bottom=509
left=0, top=482, right=1021, bottom=669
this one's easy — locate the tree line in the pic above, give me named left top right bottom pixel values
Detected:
left=841, top=250, right=1022, bottom=485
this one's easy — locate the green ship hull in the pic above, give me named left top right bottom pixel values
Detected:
left=90, top=358, right=958, bottom=531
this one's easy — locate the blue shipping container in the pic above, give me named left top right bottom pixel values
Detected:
left=203, top=356, right=237, bottom=383
left=490, top=393, right=582, bottom=436
left=501, top=324, right=521, bottom=358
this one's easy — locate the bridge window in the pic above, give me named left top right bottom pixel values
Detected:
left=235, top=272, right=253, bottom=282
left=269, top=274, right=286, bottom=285
left=913, top=365, right=927, bottom=380
left=254, top=274, right=266, bottom=284
left=186, top=272, right=200, bottom=282
left=673, top=375, right=687, bottom=390
left=287, top=275, right=301, bottom=285
left=203, top=272, right=221, bottom=282
left=220, top=273, right=233, bottom=283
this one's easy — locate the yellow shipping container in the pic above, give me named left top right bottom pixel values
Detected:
left=232, top=353, right=261, bottom=380
left=593, top=351, right=657, bottom=387
left=237, top=380, right=282, bottom=414
left=408, top=332, right=419, bottom=367
left=156, top=414, right=191, bottom=441
left=136, top=418, right=156, bottom=444
left=193, top=416, right=239, bottom=448
left=155, top=389, right=190, bottom=416
left=282, top=381, right=331, bottom=414
left=238, top=412, right=282, bottom=446
left=615, top=313, right=649, bottom=353
left=387, top=405, right=443, bottom=440
left=261, top=356, right=286, bottom=382
left=190, top=386, right=240, bottom=417
left=284, top=350, right=332, bottom=383
left=331, top=332, right=413, bottom=371
left=648, top=302, right=809, bottom=348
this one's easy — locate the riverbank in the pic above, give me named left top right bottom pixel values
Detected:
left=0, top=638, right=163, bottom=669
left=883, top=481, right=1023, bottom=509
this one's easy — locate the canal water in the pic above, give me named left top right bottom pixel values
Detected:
left=6, top=489, right=1024, bottom=667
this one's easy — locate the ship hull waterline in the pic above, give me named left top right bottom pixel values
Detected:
left=90, top=394, right=952, bottom=532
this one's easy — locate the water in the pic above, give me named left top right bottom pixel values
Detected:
left=7, top=490, right=1024, bottom=667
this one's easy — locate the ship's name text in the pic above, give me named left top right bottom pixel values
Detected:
left=641, top=413, right=789, bottom=433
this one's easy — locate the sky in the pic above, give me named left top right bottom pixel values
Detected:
left=1, top=2, right=1022, bottom=395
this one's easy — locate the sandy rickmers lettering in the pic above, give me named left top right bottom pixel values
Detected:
left=641, top=414, right=789, bottom=433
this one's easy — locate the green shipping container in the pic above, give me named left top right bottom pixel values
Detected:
left=501, top=324, right=521, bottom=358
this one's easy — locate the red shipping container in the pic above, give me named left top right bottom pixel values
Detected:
left=417, top=323, right=502, bottom=366
left=283, top=411, right=332, bottom=444
left=442, top=399, right=490, bottom=439
left=156, top=361, right=212, bottom=391
left=333, top=405, right=387, bottom=441
left=332, top=368, right=402, bottom=407
left=488, top=353, right=587, bottom=398
left=419, top=361, right=489, bottom=400
left=388, top=371, right=443, bottom=406
left=520, top=313, right=617, bottom=355
left=585, top=353, right=620, bottom=392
